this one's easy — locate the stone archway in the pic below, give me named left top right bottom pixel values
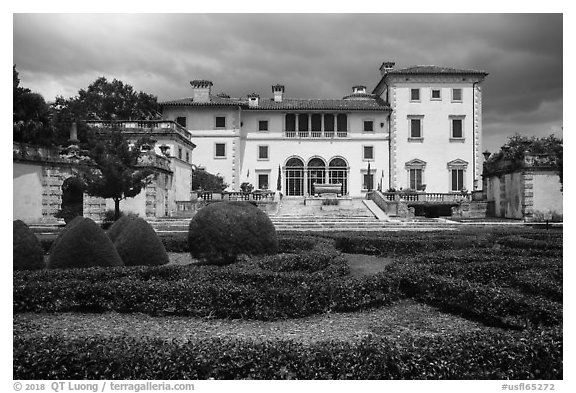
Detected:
left=328, top=157, right=349, bottom=196
left=285, top=157, right=305, bottom=196
left=60, top=177, right=84, bottom=222
left=307, top=157, right=326, bottom=196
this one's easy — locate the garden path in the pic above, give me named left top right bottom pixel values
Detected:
left=14, top=299, right=502, bottom=345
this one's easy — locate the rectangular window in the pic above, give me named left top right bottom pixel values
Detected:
left=363, top=173, right=374, bottom=191
left=186, top=151, right=190, bottom=162
left=285, top=114, right=296, bottom=132
left=311, top=114, right=322, bottom=131
left=324, top=114, right=334, bottom=131
left=298, top=114, right=309, bottom=132
left=215, top=116, right=226, bottom=128
left=258, top=120, right=268, bottom=131
left=431, top=89, right=441, bottom=100
left=410, top=88, right=420, bottom=101
left=215, top=143, right=226, bottom=158
left=337, top=114, right=347, bottom=132
left=451, top=169, right=465, bottom=191
left=258, top=145, right=269, bottom=160
left=363, top=120, right=374, bottom=132
left=410, top=118, right=422, bottom=138
left=178, top=147, right=182, bottom=160
left=363, top=146, right=374, bottom=160
left=258, top=174, right=269, bottom=190
left=452, top=88, right=462, bottom=102
left=176, top=116, right=187, bottom=128
left=409, top=169, right=423, bottom=190
left=451, top=118, right=463, bottom=138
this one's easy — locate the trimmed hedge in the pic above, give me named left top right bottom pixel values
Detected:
left=109, top=216, right=169, bottom=266
left=13, top=220, right=45, bottom=271
left=47, top=217, right=124, bottom=269
left=188, top=202, right=278, bottom=265
left=396, top=268, right=561, bottom=329
left=14, top=327, right=562, bottom=379
left=13, top=257, right=399, bottom=319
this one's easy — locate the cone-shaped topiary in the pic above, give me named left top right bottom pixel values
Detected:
left=47, top=217, right=124, bottom=269
left=13, top=220, right=45, bottom=270
left=188, top=201, right=278, bottom=265
left=106, top=214, right=138, bottom=243
left=109, top=216, right=169, bottom=266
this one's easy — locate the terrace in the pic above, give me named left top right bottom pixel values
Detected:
left=85, top=120, right=193, bottom=142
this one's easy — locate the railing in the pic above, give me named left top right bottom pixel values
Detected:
left=85, top=120, right=192, bottom=141
left=382, top=192, right=471, bottom=203
left=284, top=130, right=347, bottom=138
left=198, top=190, right=275, bottom=202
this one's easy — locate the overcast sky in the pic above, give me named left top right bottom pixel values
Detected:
left=13, top=13, right=563, bottom=152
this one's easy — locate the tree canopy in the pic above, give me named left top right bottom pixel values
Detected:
left=192, top=169, right=228, bottom=192
left=487, top=133, right=563, bottom=185
left=13, top=65, right=54, bottom=145
left=51, top=76, right=161, bottom=146
left=82, top=130, right=155, bottom=220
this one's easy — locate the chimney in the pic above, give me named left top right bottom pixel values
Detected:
left=272, top=84, right=285, bottom=102
left=247, top=92, right=260, bottom=108
left=379, top=61, right=395, bottom=76
left=190, top=80, right=213, bottom=103
left=352, top=85, right=367, bottom=95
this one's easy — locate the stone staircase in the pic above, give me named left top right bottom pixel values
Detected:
left=268, top=198, right=455, bottom=231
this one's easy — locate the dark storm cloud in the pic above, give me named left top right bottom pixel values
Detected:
left=13, top=13, right=562, bottom=151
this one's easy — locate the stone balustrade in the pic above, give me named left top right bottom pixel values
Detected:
left=85, top=120, right=192, bottom=141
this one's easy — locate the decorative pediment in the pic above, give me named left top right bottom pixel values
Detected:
left=447, top=159, right=469, bottom=169
left=405, top=158, right=427, bottom=169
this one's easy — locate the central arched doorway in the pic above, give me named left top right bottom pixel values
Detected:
left=307, top=157, right=326, bottom=196
left=285, top=157, right=304, bottom=196
left=328, top=157, right=349, bottom=195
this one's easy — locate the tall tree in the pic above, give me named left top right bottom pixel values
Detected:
left=82, top=130, right=155, bottom=220
left=51, top=76, right=161, bottom=146
left=13, top=65, right=54, bottom=145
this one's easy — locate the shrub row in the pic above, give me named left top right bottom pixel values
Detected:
left=395, top=266, right=562, bottom=329
left=419, top=250, right=562, bottom=302
left=14, top=328, right=562, bottom=379
left=13, top=261, right=399, bottom=320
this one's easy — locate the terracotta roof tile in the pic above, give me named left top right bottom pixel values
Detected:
left=387, top=65, right=488, bottom=76
left=161, top=96, right=390, bottom=111
left=160, top=95, right=242, bottom=107
left=248, top=98, right=389, bottom=111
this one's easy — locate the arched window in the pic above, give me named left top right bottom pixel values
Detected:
left=307, top=157, right=326, bottom=196
left=285, top=157, right=304, bottom=196
left=328, top=157, right=348, bottom=196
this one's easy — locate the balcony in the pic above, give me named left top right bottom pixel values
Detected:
left=284, top=130, right=347, bottom=138
left=85, top=120, right=192, bottom=141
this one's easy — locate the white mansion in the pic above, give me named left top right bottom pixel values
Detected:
left=161, top=62, right=488, bottom=198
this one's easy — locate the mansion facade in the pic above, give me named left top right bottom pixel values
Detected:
left=161, top=62, right=488, bottom=197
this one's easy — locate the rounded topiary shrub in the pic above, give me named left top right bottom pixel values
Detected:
left=47, top=217, right=124, bottom=269
left=106, top=214, right=138, bottom=243
left=13, top=220, right=45, bottom=271
left=188, top=201, right=278, bottom=265
left=109, top=216, right=169, bottom=266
